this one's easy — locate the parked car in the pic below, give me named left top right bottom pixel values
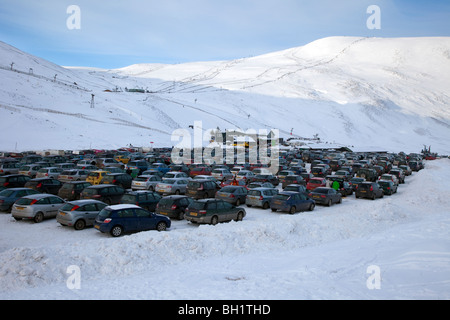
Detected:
left=19, top=164, right=42, bottom=178
left=283, top=184, right=307, bottom=194
left=246, top=187, right=279, bottom=209
left=0, top=162, right=20, bottom=175
left=247, top=181, right=274, bottom=189
left=155, top=195, right=194, bottom=220
left=100, top=173, right=133, bottom=189
left=379, top=174, right=399, bottom=186
left=58, top=181, right=92, bottom=201
left=300, top=172, right=314, bottom=184
left=24, top=178, right=63, bottom=195
left=308, top=187, right=342, bottom=206
left=186, top=179, right=220, bottom=199
left=147, top=162, right=170, bottom=175
left=184, top=199, right=246, bottom=225
left=155, top=178, right=189, bottom=195
left=270, top=191, right=315, bottom=214
left=211, top=168, right=233, bottom=181
left=399, top=165, right=412, bottom=176
left=81, top=184, right=125, bottom=205
left=96, top=158, right=124, bottom=169
left=356, top=168, right=378, bottom=182
left=0, top=188, right=40, bottom=212
left=334, top=170, right=352, bottom=180
left=277, top=170, right=295, bottom=180
left=86, top=170, right=109, bottom=185
left=327, top=176, right=353, bottom=196
left=131, top=175, right=162, bottom=191
left=36, top=167, right=63, bottom=179
left=163, top=171, right=191, bottom=180
left=58, top=169, right=90, bottom=182
left=389, top=168, right=406, bottom=184
left=355, top=182, right=384, bottom=200
left=281, top=175, right=305, bottom=189
left=56, top=199, right=108, bottom=230
left=0, top=174, right=31, bottom=191
left=377, top=180, right=398, bottom=195
left=94, top=204, right=171, bottom=237
left=120, top=190, right=162, bottom=211
left=11, top=194, right=66, bottom=223
left=189, top=166, right=212, bottom=177
left=306, top=177, right=327, bottom=191
left=349, top=177, right=365, bottom=191
left=215, top=185, right=248, bottom=206
left=236, top=170, right=255, bottom=181
left=311, top=166, right=328, bottom=178
left=250, top=174, right=279, bottom=187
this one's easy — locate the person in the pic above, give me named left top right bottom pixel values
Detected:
left=332, top=180, right=340, bottom=191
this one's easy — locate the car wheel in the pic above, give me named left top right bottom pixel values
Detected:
left=338, top=197, right=342, bottom=204
left=309, top=203, right=315, bottom=211
left=236, top=211, right=244, bottom=221
left=34, top=212, right=44, bottom=223
left=271, top=208, right=277, bottom=212
left=236, top=199, right=241, bottom=206
left=175, top=189, right=180, bottom=195
left=327, top=199, right=332, bottom=207
left=74, top=219, right=86, bottom=231
left=262, top=202, right=269, bottom=210
left=110, top=225, right=123, bottom=237
left=178, top=211, right=184, bottom=220
left=289, top=206, right=296, bottom=214
left=372, top=194, right=376, bottom=200
left=211, top=216, right=219, bottom=225
left=156, top=221, right=167, bottom=232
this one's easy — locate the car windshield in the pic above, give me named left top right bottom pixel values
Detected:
left=0, top=189, right=14, bottom=197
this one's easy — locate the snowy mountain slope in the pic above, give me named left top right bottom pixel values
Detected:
left=0, top=36, right=449, bottom=153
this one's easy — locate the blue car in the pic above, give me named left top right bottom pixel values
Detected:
left=147, top=163, right=171, bottom=175
left=94, top=204, right=171, bottom=237
left=0, top=187, right=40, bottom=212
left=270, top=191, right=315, bottom=214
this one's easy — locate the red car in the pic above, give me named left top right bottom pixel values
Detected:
left=189, top=166, right=212, bottom=177
left=306, top=177, right=327, bottom=191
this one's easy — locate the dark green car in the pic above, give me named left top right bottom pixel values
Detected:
left=377, top=180, right=398, bottom=195
left=184, top=199, right=246, bottom=225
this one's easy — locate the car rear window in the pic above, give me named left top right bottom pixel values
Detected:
left=273, top=194, right=290, bottom=201
left=83, top=188, right=99, bottom=195
left=219, top=187, right=235, bottom=193
left=158, top=197, right=175, bottom=206
left=248, top=190, right=261, bottom=196
left=189, top=201, right=206, bottom=210
left=0, top=189, right=14, bottom=197
left=102, top=176, right=115, bottom=183
left=60, top=203, right=78, bottom=211
left=15, top=198, right=35, bottom=205
left=135, top=176, right=148, bottom=182
left=187, top=181, right=201, bottom=188
left=121, top=194, right=137, bottom=203
left=98, top=208, right=112, bottom=218
left=313, top=188, right=329, bottom=194
left=309, top=179, right=322, bottom=184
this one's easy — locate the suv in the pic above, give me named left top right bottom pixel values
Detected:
left=355, top=182, right=384, bottom=200
left=356, top=168, right=378, bottom=182
left=81, top=184, right=125, bottom=205
left=186, top=180, right=220, bottom=199
left=94, top=204, right=171, bottom=237
left=185, top=199, right=246, bottom=225
left=58, top=181, right=92, bottom=200
left=101, top=173, right=133, bottom=189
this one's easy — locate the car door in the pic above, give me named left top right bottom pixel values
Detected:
left=135, top=208, right=156, bottom=231
left=82, top=202, right=101, bottom=225
left=47, top=196, right=65, bottom=217
left=206, top=201, right=219, bottom=222
left=297, top=193, right=310, bottom=211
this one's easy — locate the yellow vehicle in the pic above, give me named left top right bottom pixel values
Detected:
left=114, top=155, right=130, bottom=164
left=86, top=170, right=109, bottom=185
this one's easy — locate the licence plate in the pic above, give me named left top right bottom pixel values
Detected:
left=159, top=212, right=168, bottom=216
left=190, top=212, right=198, bottom=216
left=360, top=190, right=366, bottom=193
left=94, top=225, right=100, bottom=229
left=16, top=207, right=25, bottom=210
left=274, top=200, right=282, bottom=204
left=59, top=212, right=66, bottom=216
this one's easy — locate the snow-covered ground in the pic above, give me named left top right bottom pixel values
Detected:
left=1, top=158, right=449, bottom=300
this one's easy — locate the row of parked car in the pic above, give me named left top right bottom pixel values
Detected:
left=0, top=148, right=425, bottom=237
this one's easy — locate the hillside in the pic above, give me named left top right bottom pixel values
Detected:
left=1, top=36, right=449, bottom=153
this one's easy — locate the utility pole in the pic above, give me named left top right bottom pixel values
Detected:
left=90, top=94, right=95, bottom=108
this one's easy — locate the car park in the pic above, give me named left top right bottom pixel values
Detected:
left=0, top=188, right=40, bottom=212
left=94, top=204, right=171, bottom=237
left=58, top=181, right=92, bottom=201
left=186, top=179, right=220, bottom=199
left=56, top=199, right=108, bottom=230
left=0, top=174, right=31, bottom=191
left=131, top=175, right=162, bottom=191
left=155, top=178, right=189, bottom=195
left=246, top=187, right=279, bottom=209
left=270, top=191, right=315, bottom=214
left=81, top=184, right=125, bottom=205
left=155, top=195, right=193, bottom=220
left=100, top=173, right=133, bottom=189
left=11, top=194, right=66, bottom=223
left=24, top=178, right=63, bottom=195
left=184, top=199, right=246, bottom=225
left=377, top=180, right=398, bottom=195
left=355, top=182, right=384, bottom=200
left=120, top=190, right=162, bottom=211
left=308, top=187, right=342, bottom=206
left=215, top=185, right=248, bottom=206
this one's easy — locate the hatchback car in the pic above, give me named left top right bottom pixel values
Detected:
left=100, top=173, right=132, bottom=189
left=86, top=170, right=109, bottom=185
left=155, top=178, right=189, bottom=195
left=81, top=184, right=125, bottom=205
left=155, top=195, right=194, bottom=220
left=308, top=187, right=342, bottom=206
left=24, top=178, right=63, bottom=195
left=184, top=199, right=246, bottom=225
left=250, top=174, right=280, bottom=187
left=246, top=187, right=279, bottom=209
left=58, top=169, right=90, bottom=182
left=19, top=164, right=42, bottom=178
left=94, top=204, right=171, bottom=237
left=377, top=180, right=398, bottom=195
left=349, top=177, right=365, bottom=191
left=131, top=175, right=162, bottom=191
left=389, top=168, right=406, bottom=184
left=120, top=191, right=162, bottom=211
left=36, top=167, right=64, bottom=179
left=0, top=174, right=31, bottom=191
left=355, top=182, right=384, bottom=200
left=270, top=191, right=315, bottom=214
left=0, top=162, right=20, bottom=175
left=281, top=175, right=306, bottom=189
left=211, top=168, right=233, bottom=181
left=58, top=181, right=92, bottom=201
left=306, top=177, right=327, bottom=191
left=283, top=184, right=307, bottom=194
left=379, top=174, right=399, bottom=186
left=189, top=166, right=212, bottom=177
left=11, top=194, right=66, bottom=223
left=186, top=179, right=220, bottom=199
left=57, top=199, right=108, bottom=230
left=0, top=188, right=40, bottom=212
left=215, top=185, right=248, bottom=206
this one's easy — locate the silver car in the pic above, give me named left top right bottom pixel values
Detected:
left=58, top=169, right=89, bottom=182
left=211, top=168, right=233, bottom=181
left=0, top=162, right=20, bottom=175
left=56, top=199, right=108, bottom=230
left=19, top=164, right=42, bottom=178
left=11, top=194, right=66, bottom=223
left=36, top=167, right=64, bottom=179
left=155, top=178, right=189, bottom=195
left=245, top=187, right=279, bottom=209
left=131, top=175, right=162, bottom=191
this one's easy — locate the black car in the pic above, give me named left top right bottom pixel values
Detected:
left=308, top=187, right=342, bottom=206
left=186, top=180, right=220, bottom=199
left=251, top=174, right=280, bottom=187
left=81, top=184, right=125, bottom=205
left=356, top=168, right=378, bottom=182
left=349, top=177, right=365, bottom=191
left=355, top=182, right=384, bottom=200
left=0, top=174, right=31, bottom=191
left=120, top=190, right=162, bottom=211
left=389, top=169, right=406, bottom=184
left=24, top=178, right=63, bottom=195
left=281, top=175, right=306, bottom=189
left=101, top=173, right=133, bottom=189
left=58, top=181, right=92, bottom=200
left=377, top=180, right=398, bottom=195
left=155, top=195, right=194, bottom=220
